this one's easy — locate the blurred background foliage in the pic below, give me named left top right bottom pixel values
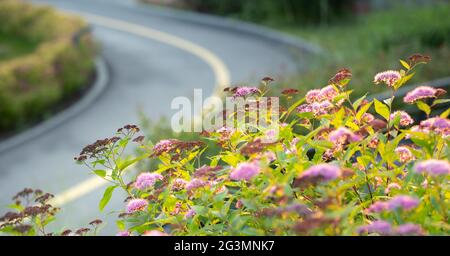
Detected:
left=0, top=0, right=96, bottom=136
left=176, top=0, right=355, bottom=25
left=145, top=0, right=450, bottom=96
left=138, top=0, right=450, bottom=155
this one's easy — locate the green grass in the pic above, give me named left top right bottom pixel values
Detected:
left=271, top=3, right=450, bottom=97
left=0, top=0, right=96, bottom=134
left=0, top=33, right=37, bottom=61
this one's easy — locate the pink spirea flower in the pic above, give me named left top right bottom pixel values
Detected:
left=143, top=230, right=169, bottom=236
left=306, top=89, right=321, bottom=103
left=135, top=172, right=163, bottom=190
left=217, top=126, right=235, bottom=134
left=358, top=220, right=392, bottom=235
left=387, top=195, right=420, bottom=211
left=374, top=70, right=401, bottom=87
left=362, top=113, right=375, bottom=123
left=367, top=201, right=388, bottom=213
left=390, top=111, right=414, bottom=126
left=171, top=178, right=188, bottom=191
left=284, top=137, right=299, bottom=154
left=328, top=127, right=361, bottom=144
left=394, top=146, right=415, bottom=163
left=297, top=101, right=334, bottom=116
left=414, top=159, right=450, bottom=176
left=300, top=164, right=341, bottom=182
left=403, top=86, right=438, bottom=103
left=319, top=85, right=339, bottom=101
left=256, top=151, right=277, bottom=162
left=420, top=117, right=450, bottom=137
left=233, top=87, right=259, bottom=97
left=185, top=178, right=208, bottom=191
left=229, top=162, right=261, bottom=181
left=262, top=129, right=278, bottom=143
left=184, top=209, right=196, bottom=219
left=297, top=104, right=312, bottom=113
left=152, top=139, right=178, bottom=154
left=385, top=183, right=402, bottom=194
left=126, top=199, right=148, bottom=213
left=263, top=151, right=276, bottom=162
left=116, top=231, right=130, bottom=236
left=311, top=100, right=333, bottom=116
left=394, top=223, right=424, bottom=236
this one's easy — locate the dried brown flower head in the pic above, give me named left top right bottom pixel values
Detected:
left=408, top=54, right=431, bottom=66
left=329, top=68, right=352, bottom=86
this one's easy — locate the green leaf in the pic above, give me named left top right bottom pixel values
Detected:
left=283, top=98, right=305, bottom=119
left=374, top=99, right=390, bottom=121
left=116, top=220, right=126, bottom=231
left=352, top=94, right=367, bottom=110
left=356, top=101, right=373, bottom=121
left=432, top=99, right=450, bottom=106
left=93, top=169, right=106, bottom=178
left=416, top=101, right=431, bottom=116
left=99, top=185, right=117, bottom=211
left=440, top=107, right=450, bottom=118
left=395, top=72, right=415, bottom=90
left=42, top=216, right=56, bottom=226
left=331, top=107, right=345, bottom=127
left=389, top=111, right=401, bottom=128
left=400, top=59, right=410, bottom=70
left=221, top=154, right=239, bottom=167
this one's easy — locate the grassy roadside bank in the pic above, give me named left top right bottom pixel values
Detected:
left=0, top=0, right=97, bottom=136
left=275, top=3, right=450, bottom=96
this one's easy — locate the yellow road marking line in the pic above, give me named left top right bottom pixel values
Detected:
left=50, top=11, right=230, bottom=207
left=50, top=175, right=109, bottom=207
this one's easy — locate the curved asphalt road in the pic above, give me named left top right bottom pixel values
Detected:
left=0, top=0, right=304, bottom=235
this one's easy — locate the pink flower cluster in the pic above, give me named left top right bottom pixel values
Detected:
left=297, top=85, right=341, bottom=116
left=171, top=178, right=188, bottom=191
left=357, top=220, right=392, bottom=235
left=283, top=137, right=299, bottom=155
left=116, top=231, right=130, bottom=236
left=233, top=87, right=260, bottom=97
left=390, top=111, right=414, bottom=126
left=394, top=146, right=415, bottom=163
left=143, top=230, right=169, bottom=236
left=299, top=164, right=342, bottom=183
left=184, top=209, right=196, bottom=219
left=185, top=178, right=208, bottom=192
left=358, top=221, right=423, bottom=235
left=305, top=85, right=339, bottom=104
left=410, top=117, right=450, bottom=137
left=126, top=199, right=148, bottom=213
left=229, top=162, right=261, bottom=181
left=328, top=127, right=362, bottom=145
left=134, top=172, right=163, bottom=190
left=394, top=223, right=424, bottom=236
left=367, top=195, right=420, bottom=213
left=385, top=183, right=401, bottom=194
left=373, top=70, right=401, bottom=87
left=152, top=139, right=178, bottom=154
left=414, top=159, right=450, bottom=176
left=403, top=86, right=446, bottom=103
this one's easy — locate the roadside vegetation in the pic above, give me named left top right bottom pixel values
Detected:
left=0, top=0, right=96, bottom=135
left=143, top=0, right=450, bottom=96
left=279, top=3, right=450, bottom=96
left=1, top=55, right=449, bottom=236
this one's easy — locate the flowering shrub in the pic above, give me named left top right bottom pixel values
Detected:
left=0, top=188, right=103, bottom=236
left=2, top=54, right=449, bottom=236
left=0, top=0, right=96, bottom=133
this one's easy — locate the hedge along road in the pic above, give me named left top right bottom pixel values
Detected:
left=0, top=0, right=305, bottom=234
